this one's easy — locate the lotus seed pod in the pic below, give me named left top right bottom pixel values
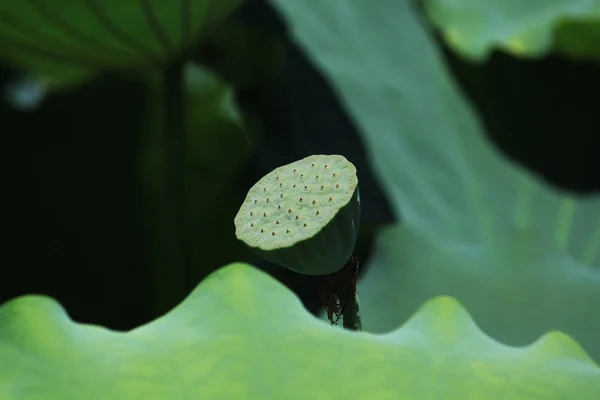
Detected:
left=234, top=154, right=361, bottom=275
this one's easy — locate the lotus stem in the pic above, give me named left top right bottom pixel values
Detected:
left=343, top=291, right=362, bottom=331
left=154, top=59, right=189, bottom=313
left=316, top=255, right=362, bottom=332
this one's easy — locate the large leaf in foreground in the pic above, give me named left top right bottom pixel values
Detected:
left=1, top=263, right=599, bottom=399
left=268, top=0, right=600, bottom=361
left=422, top=0, right=600, bottom=60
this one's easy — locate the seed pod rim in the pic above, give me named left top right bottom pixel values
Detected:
left=234, top=154, right=358, bottom=252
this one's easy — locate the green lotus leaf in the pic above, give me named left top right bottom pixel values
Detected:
left=553, top=20, right=600, bottom=60
left=1, top=263, right=599, bottom=399
left=268, top=0, right=600, bottom=362
left=421, top=0, right=600, bottom=61
left=0, top=0, right=244, bottom=81
left=359, top=225, right=600, bottom=359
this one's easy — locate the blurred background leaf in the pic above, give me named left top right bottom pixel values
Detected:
left=0, top=0, right=247, bottom=108
left=554, top=20, right=600, bottom=60
left=0, top=0, right=244, bottom=72
left=423, top=0, right=600, bottom=61
left=269, top=0, right=600, bottom=363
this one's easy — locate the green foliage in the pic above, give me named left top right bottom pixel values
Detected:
left=359, top=226, right=600, bottom=357
left=553, top=20, right=600, bottom=60
left=269, top=0, right=600, bottom=364
left=422, top=0, right=600, bottom=61
left=1, top=263, right=599, bottom=399
left=0, top=0, right=244, bottom=85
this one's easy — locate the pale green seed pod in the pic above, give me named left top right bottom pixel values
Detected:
left=234, top=154, right=361, bottom=275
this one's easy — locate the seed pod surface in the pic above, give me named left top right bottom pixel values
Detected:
left=234, top=154, right=361, bottom=275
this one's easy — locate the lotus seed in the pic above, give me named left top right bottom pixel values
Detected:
left=276, top=220, right=281, bottom=224
left=263, top=212, right=268, bottom=217
left=286, top=229, right=290, bottom=233
left=293, top=184, right=297, bottom=189
left=288, top=208, right=292, bottom=213
left=320, top=185, right=325, bottom=190
left=300, top=174, right=304, bottom=178
left=277, top=205, right=281, bottom=210
left=295, top=215, right=299, bottom=220
left=335, top=184, right=340, bottom=189
left=332, top=173, right=337, bottom=177
left=275, top=176, right=280, bottom=181
left=303, top=223, right=307, bottom=227
left=299, top=197, right=303, bottom=202
left=311, top=200, right=317, bottom=205
left=311, top=163, right=315, bottom=167
left=315, top=211, right=320, bottom=215
left=293, top=169, right=297, bottom=173
left=303, top=185, right=308, bottom=191
left=250, top=223, right=255, bottom=227
left=280, top=193, right=284, bottom=198
left=254, top=199, right=258, bottom=204
left=328, top=197, right=333, bottom=202
left=266, top=197, right=271, bottom=203
left=272, top=232, right=276, bottom=236
left=260, top=229, right=264, bottom=233
left=250, top=211, right=254, bottom=216
left=324, top=164, right=329, bottom=169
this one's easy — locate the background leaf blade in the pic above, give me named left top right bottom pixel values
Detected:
left=267, top=0, right=600, bottom=361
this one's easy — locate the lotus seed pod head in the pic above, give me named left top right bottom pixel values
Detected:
left=234, top=154, right=361, bottom=275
